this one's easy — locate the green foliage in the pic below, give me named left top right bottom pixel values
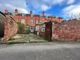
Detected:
left=17, top=22, right=25, bottom=33
left=25, top=26, right=30, bottom=34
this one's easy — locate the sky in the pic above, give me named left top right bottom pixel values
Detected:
left=0, top=0, right=80, bottom=19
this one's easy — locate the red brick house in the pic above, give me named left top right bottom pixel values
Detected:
left=3, top=9, right=63, bottom=35
left=0, top=9, right=64, bottom=42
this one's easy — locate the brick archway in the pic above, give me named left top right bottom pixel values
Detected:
left=0, top=12, right=5, bottom=37
left=0, top=11, right=18, bottom=43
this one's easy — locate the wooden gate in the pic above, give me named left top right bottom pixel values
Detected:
left=45, top=21, right=52, bottom=41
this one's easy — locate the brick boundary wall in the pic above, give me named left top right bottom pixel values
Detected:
left=52, top=20, right=80, bottom=41
left=1, top=15, right=18, bottom=43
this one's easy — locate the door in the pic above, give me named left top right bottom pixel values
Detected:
left=45, top=21, right=52, bottom=41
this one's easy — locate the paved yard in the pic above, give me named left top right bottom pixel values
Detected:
left=8, top=33, right=46, bottom=43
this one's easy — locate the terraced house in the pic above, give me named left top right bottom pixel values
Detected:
left=4, top=9, right=63, bottom=32
left=0, top=9, right=63, bottom=42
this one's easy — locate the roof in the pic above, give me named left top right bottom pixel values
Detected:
left=33, top=15, right=40, bottom=17
left=25, top=14, right=30, bottom=16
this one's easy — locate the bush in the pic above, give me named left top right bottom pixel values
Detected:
left=25, top=26, right=30, bottom=34
left=17, top=22, right=25, bottom=34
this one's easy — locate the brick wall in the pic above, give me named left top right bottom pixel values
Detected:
left=52, top=19, right=80, bottom=41
left=2, top=15, right=18, bottom=43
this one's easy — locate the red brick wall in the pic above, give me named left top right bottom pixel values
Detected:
left=25, top=15, right=31, bottom=26
left=52, top=20, right=80, bottom=41
left=2, top=15, right=18, bottom=42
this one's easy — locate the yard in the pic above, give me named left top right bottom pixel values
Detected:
left=8, top=33, right=47, bottom=44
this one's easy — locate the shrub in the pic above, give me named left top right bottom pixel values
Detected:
left=17, top=22, right=25, bottom=34
left=25, top=26, right=30, bottom=34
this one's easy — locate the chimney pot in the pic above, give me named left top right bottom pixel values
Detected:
left=30, top=11, right=32, bottom=16
left=42, top=11, right=45, bottom=16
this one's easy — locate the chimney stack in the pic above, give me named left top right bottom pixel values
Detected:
left=42, top=11, right=45, bottom=16
left=4, top=9, right=8, bottom=14
left=30, top=10, right=32, bottom=17
left=15, top=9, right=18, bottom=15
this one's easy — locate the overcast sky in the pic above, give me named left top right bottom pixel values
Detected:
left=0, top=0, right=80, bottom=19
